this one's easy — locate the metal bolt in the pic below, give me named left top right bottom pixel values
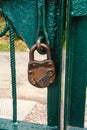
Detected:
left=50, top=80, right=52, bottom=84
left=33, top=82, right=36, bottom=85
left=48, top=71, right=53, bottom=77
left=48, top=62, right=52, bottom=66
left=29, top=70, right=32, bottom=74
left=32, top=63, right=36, bottom=67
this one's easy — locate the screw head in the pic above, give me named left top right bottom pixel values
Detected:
left=32, top=63, right=36, bottom=67
left=33, top=82, right=36, bottom=86
left=48, top=71, right=53, bottom=77
left=29, top=70, right=32, bottom=74
left=49, top=80, right=53, bottom=84
left=48, top=62, right=52, bottom=66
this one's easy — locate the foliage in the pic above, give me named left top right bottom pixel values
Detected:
left=0, top=41, right=28, bottom=52
left=0, top=17, right=28, bottom=51
left=0, top=43, right=10, bottom=51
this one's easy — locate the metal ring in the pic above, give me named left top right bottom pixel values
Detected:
left=36, top=37, right=44, bottom=51
left=36, top=41, right=43, bottom=50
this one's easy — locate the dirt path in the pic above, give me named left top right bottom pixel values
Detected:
left=0, top=52, right=47, bottom=103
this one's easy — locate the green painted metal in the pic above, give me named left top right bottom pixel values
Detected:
left=0, top=118, right=58, bottom=130
left=71, top=0, right=87, bottom=16
left=2, top=0, right=61, bottom=49
left=10, top=25, right=17, bottom=122
left=0, top=8, right=17, bottom=123
left=69, top=127, right=87, bottom=130
left=64, top=0, right=87, bottom=129
left=36, top=0, right=49, bottom=45
left=2, top=0, right=37, bottom=48
left=1, top=0, right=87, bottom=129
left=47, top=0, right=65, bottom=127
left=0, top=0, right=65, bottom=129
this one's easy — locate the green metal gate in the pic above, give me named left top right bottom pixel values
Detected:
left=64, top=0, right=87, bottom=129
left=0, top=0, right=87, bottom=130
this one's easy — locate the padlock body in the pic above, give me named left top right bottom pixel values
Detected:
left=28, top=60, right=55, bottom=88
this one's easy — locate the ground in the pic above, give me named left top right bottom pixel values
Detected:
left=0, top=52, right=47, bottom=124
left=0, top=17, right=47, bottom=124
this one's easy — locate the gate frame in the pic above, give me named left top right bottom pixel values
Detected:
left=0, top=0, right=65, bottom=129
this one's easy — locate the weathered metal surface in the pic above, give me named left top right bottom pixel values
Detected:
left=28, top=44, right=56, bottom=88
left=0, top=118, right=58, bottom=130
left=2, top=0, right=57, bottom=48
left=71, top=0, right=87, bottom=16
left=47, top=0, right=65, bottom=126
left=2, top=0, right=37, bottom=48
left=36, top=0, right=49, bottom=46
left=64, top=0, right=87, bottom=129
left=9, top=26, right=17, bottom=122
left=69, top=126, right=87, bottom=130
left=69, top=16, right=87, bottom=127
left=0, top=0, right=65, bottom=128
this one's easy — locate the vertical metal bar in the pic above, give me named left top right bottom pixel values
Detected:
left=64, top=0, right=87, bottom=128
left=47, top=0, right=65, bottom=127
left=37, top=0, right=49, bottom=43
left=10, top=25, right=17, bottom=122
left=64, top=0, right=71, bottom=129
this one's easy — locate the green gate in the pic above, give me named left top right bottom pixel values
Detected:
left=0, top=0, right=87, bottom=130
left=64, top=0, right=87, bottom=129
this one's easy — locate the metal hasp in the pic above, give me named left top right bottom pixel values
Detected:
left=64, top=0, right=87, bottom=129
left=0, top=0, right=65, bottom=130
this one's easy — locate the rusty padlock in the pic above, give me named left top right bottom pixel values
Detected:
left=28, top=43, right=56, bottom=88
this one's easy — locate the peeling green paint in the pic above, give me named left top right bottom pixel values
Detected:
left=0, top=0, right=65, bottom=129
left=71, top=0, right=87, bottom=16
left=0, top=118, right=58, bottom=130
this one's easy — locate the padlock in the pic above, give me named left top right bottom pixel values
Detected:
left=28, top=43, right=56, bottom=88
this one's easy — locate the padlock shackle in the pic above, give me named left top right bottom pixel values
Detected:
left=29, top=44, right=51, bottom=62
